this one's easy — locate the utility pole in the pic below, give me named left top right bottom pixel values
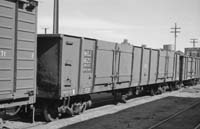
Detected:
left=170, top=23, right=181, bottom=51
left=53, top=0, right=59, bottom=34
left=190, top=39, right=198, bottom=48
left=42, top=27, right=49, bottom=34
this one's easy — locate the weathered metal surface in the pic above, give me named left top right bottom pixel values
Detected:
left=148, top=49, right=159, bottom=84
left=166, top=51, right=175, bottom=82
left=37, top=33, right=200, bottom=100
left=173, top=53, right=181, bottom=81
left=140, top=48, right=150, bottom=85
left=0, top=0, right=37, bottom=108
left=131, top=47, right=142, bottom=86
left=116, top=43, right=132, bottom=88
left=181, top=56, right=198, bottom=80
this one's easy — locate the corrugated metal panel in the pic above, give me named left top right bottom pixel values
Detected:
left=0, top=0, right=37, bottom=107
left=95, top=40, right=115, bottom=86
left=158, top=50, right=166, bottom=80
left=0, top=0, right=15, bottom=95
left=131, top=47, right=142, bottom=85
left=79, top=38, right=96, bottom=93
left=61, top=36, right=82, bottom=96
left=148, top=50, right=158, bottom=84
left=16, top=2, right=37, bottom=90
left=166, top=51, right=174, bottom=81
left=117, top=43, right=132, bottom=83
left=140, top=48, right=150, bottom=85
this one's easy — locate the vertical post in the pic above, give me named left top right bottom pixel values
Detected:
left=174, top=23, right=177, bottom=51
left=53, top=0, right=59, bottom=34
left=31, top=105, right=35, bottom=123
left=42, top=27, right=49, bottom=34
left=13, top=0, right=19, bottom=94
left=44, top=28, right=48, bottom=34
left=170, top=23, right=181, bottom=51
left=190, top=39, right=198, bottom=48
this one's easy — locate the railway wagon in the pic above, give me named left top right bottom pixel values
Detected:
left=0, top=0, right=37, bottom=114
left=37, top=34, right=182, bottom=121
left=180, top=56, right=200, bottom=85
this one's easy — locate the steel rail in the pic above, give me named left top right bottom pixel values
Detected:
left=194, top=121, right=200, bottom=129
left=148, top=100, right=200, bottom=129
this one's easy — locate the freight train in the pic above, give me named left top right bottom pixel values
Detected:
left=0, top=0, right=200, bottom=122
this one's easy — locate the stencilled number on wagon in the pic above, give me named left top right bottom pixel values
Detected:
left=0, top=50, right=6, bottom=57
left=83, top=49, right=93, bottom=73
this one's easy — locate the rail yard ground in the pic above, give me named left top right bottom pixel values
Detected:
left=2, top=85, right=200, bottom=129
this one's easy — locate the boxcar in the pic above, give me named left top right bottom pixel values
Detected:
left=0, top=0, right=37, bottom=112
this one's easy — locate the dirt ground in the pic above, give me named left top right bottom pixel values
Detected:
left=23, top=85, right=200, bottom=129
left=62, top=97, right=200, bottom=129
left=58, top=85, right=200, bottom=129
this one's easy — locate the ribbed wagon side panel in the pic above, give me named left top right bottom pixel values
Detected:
left=94, top=40, right=115, bottom=92
left=157, top=50, right=167, bottom=82
left=117, top=43, right=132, bottom=88
left=131, top=47, right=142, bottom=86
left=148, top=50, right=158, bottom=84
left=61, top=36, right=81, bottom=96
left=0, top=0, right=37, bottom=108
left=16, top=3, right=37, bottom=92
left=140, top=48, right=150, bottom=85
left=174, top=54, right=180, bottom=81
left=0, top=0, right=15, bottom=96
left=166, top=51, right=175, bottom=82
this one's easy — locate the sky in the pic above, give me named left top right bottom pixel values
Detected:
left=37, top=0, right=200, bottom=51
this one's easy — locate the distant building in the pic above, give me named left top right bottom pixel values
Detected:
left=185, top=47, right=200, bottom=57
left=163, top=44, right=173, bottom=51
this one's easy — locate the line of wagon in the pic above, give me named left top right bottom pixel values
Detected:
left=0, top=0, right=200, bottom=122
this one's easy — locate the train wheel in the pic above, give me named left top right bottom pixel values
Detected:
left=174, top=82, right=180, bottom=90
left=121, top=94, right=127, bottom=103
left=80, top=102, right=87, bottom=113
left=43, top=104, right=59, bottom=122
left=169, top=84, right=174, bottom=91
left=150, top=88, right=155, bottom=96
left=157, top=86, right=163, bottom=94
left=72, top=103, right=82, bottom=115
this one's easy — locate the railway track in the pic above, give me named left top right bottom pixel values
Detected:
left=148, top=100, right=200, bottom=129
left=194, top=122, right=200, bottom=129
left=1, top=86, right=199, bottom=129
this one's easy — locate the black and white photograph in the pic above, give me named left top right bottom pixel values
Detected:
left=0, top=0, right=200, bottom=129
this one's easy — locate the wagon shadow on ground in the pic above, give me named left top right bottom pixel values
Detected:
left=61, top=96, right=200, bottom=129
